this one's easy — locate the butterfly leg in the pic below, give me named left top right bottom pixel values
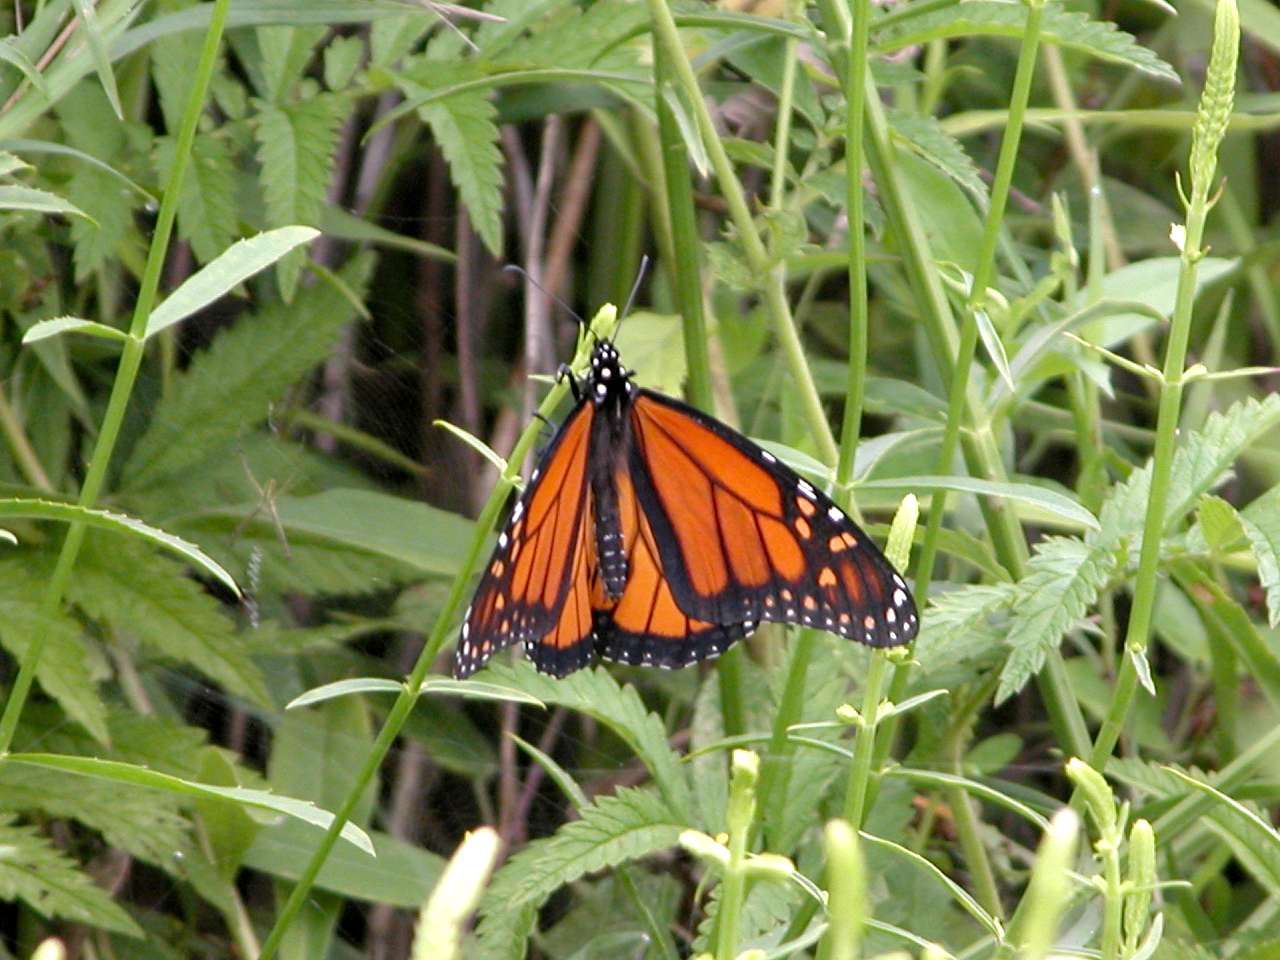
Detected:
left=557, top=363, right=582, bottom=402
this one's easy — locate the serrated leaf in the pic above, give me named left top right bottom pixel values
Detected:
left=914, top=583, right=1014, bottom=686
left=997, top=538, right=1116, bottom=703
left=145, top=226, right=320, bottom=338
left=397, top=62, right=504, bottom=256
left=0, top=558, right=108, bottom=742
left=1241, top=487, right=1280, bottom=628
left=324, top=34, right=364, bottom=90
left=889, top=109, right=987, bottom=202
left=121, top=252, right=374, bottom=489
left=4, top=754, right=374, bottom=855
left=69, top=533, right=270, bottom=707
left=66, top=164, right=137, bottom=281
left=254, top=94, right=346, bottom=299
left=875, top=1, right=1178, bottom=83
left=483, top=662, right=693, bottom=823
left=476, top=787, right=684, bottom=959
left=0, top=814, right=141, bottom=935
left=1099, top=394, right=1280, bottom=553
left=1197, top=494, right=1245, bottom=552
left=155, top=132, right=241, bottom=264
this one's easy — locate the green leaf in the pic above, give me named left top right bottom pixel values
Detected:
left=483, top=662, right=694, bottom=824
left=253, top=94, right=347, bottom=300
left=319, top=204, right=456, bottom=261
left=1163, top=767, right=1280, bottom=896
left=888, top=109, right=987, bottom=202
left=145, top=226, right=320, bottom=338
left=0, top=498, right=238, bottom=595
left=997, top=538, right=1117, bottom=703
left=242, top=820, right=445, bottom=907
left=3, top=754, right=374, bottom=855
left=1197, top=494, right=1246, bottom=552
left=397, top=61, right=504, bottom=256
left=121, top=252, right=374, bottom=489
left=477, top=787, right=685, bottom=959
left=68, top=0, right=125, bottom=118
left=215, top=488, right=474, bottom=576
left=859, top=831, right=1004, bottom=941
left=914, top=583, right=1014, bottom=686
left=69, top=534, right=270, bottom=707
left=0, top=814, right=141, bottom=936
left=858, top=476, right=1099, bottom=530
left=155, top=132, right=241, bottom=265
left=874, top=1, right=1179, bottom=82
left=0, top=763, right=192, bottom=874
left=0, top=183, right=92, bottom=220
left=1241, top=486, right=1280, bottom=628
left=323, top=33, right=364, bottom=90
left=0, top=558, right=109, bottom=742
left=615, top=311, right=687, bottom=396
left=0, top=38, right=50, bottom=97
left=66, top=163, right=136, bottom=281
left=1100, top=393, right=1280, bottom=552
left=288, top=676, right=546, bottom=710
left=21, top=316, right=130, bottom=345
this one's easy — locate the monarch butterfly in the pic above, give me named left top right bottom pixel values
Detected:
left=453, top=339, right=918, bottom=679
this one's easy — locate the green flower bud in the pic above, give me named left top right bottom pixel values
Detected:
left=886, top=495, right=919, bottom=574
left=1065, top=757, right=1117, bottom=837
left=1188, top=0, right=1239, bottom=201
left=1124, top=819, right=1156, bottom=948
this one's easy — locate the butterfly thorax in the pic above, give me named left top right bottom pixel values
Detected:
left=585, top=341, right=634, bottom=598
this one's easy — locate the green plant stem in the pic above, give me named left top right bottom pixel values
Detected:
left=0, top=0, right=232, bottom=754
left=257, top=310, right=618, bottom=959
left=1087, top=174, right=1219, bottom=776
left=716, top=752, right=759, bottom=960
left=644, top=0, right=837, bottom=464
left=912, top=0, right=1045, bottom=611
left=840, top=654, right=888, bottom=829
left=768, top=30, right=798, bottom=212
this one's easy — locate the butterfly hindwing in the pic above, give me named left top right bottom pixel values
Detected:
left=591, top=466, right=754, bottom=668
left=627, top=391, right=917, bottom=648
left=454, top=401, right=598, bottom=678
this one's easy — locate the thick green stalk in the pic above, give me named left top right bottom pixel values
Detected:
left=822, top=821, right=867, bottom=960
left=839, top=654, right=888, bottom=829
left=715, top=751, right=760, bottom=960
left=1088, top=0, right=1238, bottom=773
left=0, top=0, right=232, bottom=752
left=645, top=0, right=836, bottom=463
left=258, top=309, right=620, bottom=959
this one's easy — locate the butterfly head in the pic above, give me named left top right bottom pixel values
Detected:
left=587, top=340, right=635, bottom=410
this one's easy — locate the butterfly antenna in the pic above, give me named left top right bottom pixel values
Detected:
left=503, top=264, right=585, bottom=327
left=615, top=254, right=650, bottom=341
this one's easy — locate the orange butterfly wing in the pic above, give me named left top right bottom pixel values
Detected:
left=454, top=402, right=598, bottom=678
left=591, top=466, right=751, bottom=668
left=627, top=392, right=917, bottom=648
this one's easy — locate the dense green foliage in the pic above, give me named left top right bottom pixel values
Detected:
left=0, top=0, right=1278, bottom=958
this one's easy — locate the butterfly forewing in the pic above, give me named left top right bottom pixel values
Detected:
left=454, top=401, right=598, bottom=678
left=627, top=391, right=918, bottom=648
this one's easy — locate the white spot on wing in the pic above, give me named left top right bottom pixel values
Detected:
left=827, top=506, right=842, bottom=521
